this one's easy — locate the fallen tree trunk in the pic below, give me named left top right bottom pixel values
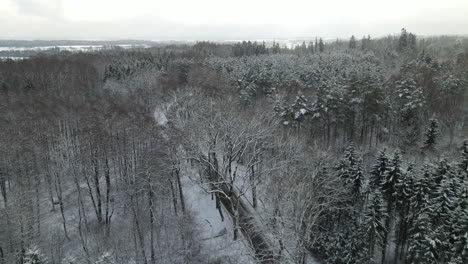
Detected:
left=201, top=154, right=277, bottom=263
left=215, top=184, right=277, bottom=263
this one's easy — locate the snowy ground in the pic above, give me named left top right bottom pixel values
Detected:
left=181, top=166, right=255, bottom=263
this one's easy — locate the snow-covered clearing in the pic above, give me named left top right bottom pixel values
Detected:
left=181, top=166, right=255, bottom=263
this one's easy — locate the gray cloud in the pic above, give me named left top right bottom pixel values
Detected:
left=13, top=0, right=64, bottom=20
left=1, top=0, right=468, bottom=40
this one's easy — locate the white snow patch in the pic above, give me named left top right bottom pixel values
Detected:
left=181, top=167, right=255, bottom=263
left=154, top=108, right=168, bottom=125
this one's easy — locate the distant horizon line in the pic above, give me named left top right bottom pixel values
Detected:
left=0, top=33, right=467, bottom=44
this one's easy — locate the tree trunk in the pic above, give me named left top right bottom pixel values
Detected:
left=45, top=169, right=56, bottom=212
left=78, top=205, right=91, bottom=264
left=175, top=166, right=185, bottom=213
left=0, top=246, right=4, bottom=264
left=104, top=153, right=112, bottom=235
left=0, top=175, right=6, bottom=207
left=35, top=175, right=41, bottom=237
left=73, top=161, right=89, bottom=232
left=134, top=208, right=148, bottom=264
left=92, top=151, right=103, bottom=224
left=250, top=163, right=257, bottom=209
left=169, top=178, right=178, bottom=216
left=54, top=172, right=70, bottom=241
left=149, top=181, right=156, bottom=264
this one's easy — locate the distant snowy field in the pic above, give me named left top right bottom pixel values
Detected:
left=0, top=44, right=150, bottom=60
left=0, top=56, right=27, bottom=60
left=0, top=44, right=150, bottom=52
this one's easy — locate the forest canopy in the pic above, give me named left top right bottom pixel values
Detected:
left=0, top=30, right=467, bottom=264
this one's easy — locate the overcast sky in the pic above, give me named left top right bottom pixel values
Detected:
left=1, top=0, right=468, bottom=40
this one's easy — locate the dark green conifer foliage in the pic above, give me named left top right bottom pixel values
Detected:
left=349, top=35, right=357, bottom=49
left=422, top=119, right=439, bottom=150
left=370, top=149, right=389, bottom=190
left=319, top=38, right=324, bottom=53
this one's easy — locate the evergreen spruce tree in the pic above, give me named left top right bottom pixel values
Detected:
left=407, top=212, right=439, bottom=264
left=395, top=78, right=425, bottom=149
left=361, top=191, right=387, bottom=263
left=449, top=203, right=468, bottom=263
left=409, top=165, right=433, bottom=217
left=318, top=38, right=325, bottom=53
left=434, top=158, right=450, bottom=188
left=395, top=164, right=415, bottom=260
left=361, top=35, right=371, bottom=50
left=406, top=164, right=457, bottom=263
left=382, top=151, right=404, bottom=199
left=370, top=148, right=390, bottom=190
left=432, top=176, right=455, bottom=227
left=352, top=161, right=365, bottom=201
left=452, top=172, right=468, bottom=263
left=336, top=144, right=358, bottom=181
left=349, top=35, right=357, bottom=49
left=381, top=151, right=404, bottom=264
left=422, top=119, right=439, bottom=151
left=349, top=226, right=370, bottom=264
left=408, top=33, right=417, bottom=50
left=23, top=246, right=46, bottom=264
left=398, top=28, right=409, bottom=52
left=335, top=144, right=364, bottom=202
left=431, top=174, right=458, bottom=262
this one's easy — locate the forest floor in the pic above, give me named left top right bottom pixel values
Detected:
left=181, top=166, right=255, bottom=263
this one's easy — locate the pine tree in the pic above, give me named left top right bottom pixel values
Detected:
left=398, top=28, right=409, bottom=52
left=432, top=176, right=455, bottom=227
left=383, top=151, right=404, bottom=199
left=300, top=41, right=307, bottom=54
left=395, top=164, right=415, bottom=260
left=449, top=202, right=468, bottom=263
left=407, top=212, right=440, bottom=263
left=370, top=149, right=390, bottom=190
left=290, top=95, right=311, bottom=123
left=422, top=119, right=439, bottom=151
left=336, top=144, right=357, bottom=181
left=395, top=78, right=425, bottom=121
left=406, top=164, right=455, bottom=263
left=23, top=246, right=46, bottom=264
left=360, top=34, right=371, bottom=50
left=395, top=78, right=425, bottom=149
left=408, top=33, right=417, bottom=50
left=430, top=170, right=460, bottom=262
left=318, top=38, right=324, bottom=53
left=409, top=165, right=433, bottom=216
left=434, top=158, right=450, bottom=187
left=349, top=35, right=357, bottom=49
left=361, top=191, right=387, bottom=263
left=352, top=161, right=365, bottom=201
left=335, top=144, right=365, bottom=201
left=381, top=151, right=404, bottom=264
left=307, top=41, right=314, bottom=54
left=348, top=223, right=370, bottom=264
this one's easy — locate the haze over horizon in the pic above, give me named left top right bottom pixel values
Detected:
left=1, top=0, right=468, bottom=40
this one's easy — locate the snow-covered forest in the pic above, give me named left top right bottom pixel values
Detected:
left=0, top=30, right=467, bottom=264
